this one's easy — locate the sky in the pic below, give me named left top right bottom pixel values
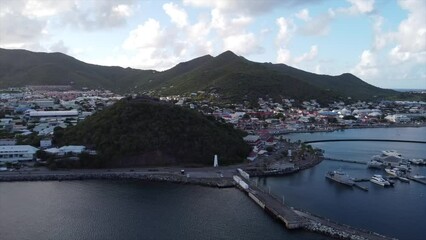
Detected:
left=0, top=0, right=425, bottom=89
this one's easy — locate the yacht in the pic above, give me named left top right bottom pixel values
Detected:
left=367, top=160, right=383, bottom=169
left=413, top=174, right=426, bottom=179
left=370, top=174, right=391, bottom=187
left=325, top=171, right=355, bottom=187
left=409, top=158, right=425, bottom=165
left=382, top=150, right=402, bottom=157
left=384, top=168, right=399, bottom=177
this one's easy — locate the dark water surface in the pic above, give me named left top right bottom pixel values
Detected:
left=256, top=127, right=426, bottom=240
left=0, top=181, right=324, bottom=240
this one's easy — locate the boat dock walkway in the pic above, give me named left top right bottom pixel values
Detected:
left=325, top=158, right=367, bottom=165
left=407, top=176, right=426, bottom=185
left=236, top=170, right=394, bottom=239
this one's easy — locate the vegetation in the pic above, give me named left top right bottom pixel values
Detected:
left=2, top=48, right=416, bottom=102
left=54, top=96, right=250, bottom=167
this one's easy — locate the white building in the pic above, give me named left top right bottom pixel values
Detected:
left=0, top=145, right=38, bottom=162
left=45, top=145, right=86, bottom=156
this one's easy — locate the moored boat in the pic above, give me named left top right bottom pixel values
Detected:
left=370, top=174, right=391, bottom=187
left=326, top=171, right=355, bottom=187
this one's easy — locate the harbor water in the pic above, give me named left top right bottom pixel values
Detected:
left=256, top=127, right=426, bottom=240
left=0, top=127, right=424, bottom=240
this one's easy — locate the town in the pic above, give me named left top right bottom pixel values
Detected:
left=1, top=85, right=425, bottom=172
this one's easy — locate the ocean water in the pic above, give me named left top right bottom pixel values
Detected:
left=0, top=181, right=324, bottom=240
left=0, top=127, right=424, bottom=240
left=256, top=127, right=426, bottom=240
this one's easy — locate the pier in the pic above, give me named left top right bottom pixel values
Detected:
left=325, top=158, right=367, bottom=165
left=304, top=139, right=426, bottom=144
left=236, top=170, right=394, bottom=240
left=407, top=175, right=426, bottom=185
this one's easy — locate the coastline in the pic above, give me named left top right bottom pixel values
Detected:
left=0, top=171, right=235, bottom=188
left=274, top=122, right=426, bottom=135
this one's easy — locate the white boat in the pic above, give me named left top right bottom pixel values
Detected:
left=367, top=160, right=383, bottom=169
left=413, top=174, right=426, bottom=179
left=382, top=150, right=402, bottom=157
left=384, top=168, right=399, bottom=177
left=370, top=174, right=391, bottom=187
left=409, top=159, right=425, bottom=165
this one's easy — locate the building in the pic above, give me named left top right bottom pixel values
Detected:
left=243, top=135, right=262, bottom=148
left=0, top=145, right=38, bottom=162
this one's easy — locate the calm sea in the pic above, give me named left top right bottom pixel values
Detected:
left=257, top=127, right=426, bottom=240
left=0, top=127, right=424, bottom=240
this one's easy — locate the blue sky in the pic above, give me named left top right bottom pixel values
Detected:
left=0, top=0, right=425, bottom=89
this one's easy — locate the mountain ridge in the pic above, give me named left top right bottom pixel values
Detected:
left=0, top=48, right=400, bottom=102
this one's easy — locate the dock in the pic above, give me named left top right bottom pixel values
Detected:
left=325, top=158, right=367, bottom=165
left=235, top=170, right=394, bottom=240
left=407, top=176, right=426, bottom=185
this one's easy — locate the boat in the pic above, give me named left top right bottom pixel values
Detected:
left=382, top=150, right=402, bottom=157
left=370, top=174, right=391, bottom=187
left=370, top=150, right=411, bottom=171
left=413, top=174, right=426, bottom=179
left=397, top=176, right=410, bottom=183
left=409, top=159, right=425, bottom=165
left=325, top=171, right=355, bottom=187
left=367, top=160, right=383, bottom=169
left=384, top=168, right=399, bottom=177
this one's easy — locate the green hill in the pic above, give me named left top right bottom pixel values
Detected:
left=0, top=48, right=153, bottom=92
left=133, top=51, right=397, bottom=102
left=54, top=96, right=250, bottom=167
left=1, top=48, right=408, bottom=102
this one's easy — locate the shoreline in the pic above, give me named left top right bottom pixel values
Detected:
left=0, top=172, right=235, bottom=188
left=274, top=123, right=426, bottom=135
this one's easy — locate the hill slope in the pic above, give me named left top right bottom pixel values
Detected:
left=0, top=48, right=153, bottom=92
left=1, top=48, right=400, bottom=101
left=133, top=51, right=396, bottom=102
left=54, top=96, right=250, bottom=167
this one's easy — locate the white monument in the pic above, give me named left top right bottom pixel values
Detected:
left=213, top=154, right=218, bottom=167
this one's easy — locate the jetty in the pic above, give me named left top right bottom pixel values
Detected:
left=407, top=175, right=426, bottom=185
left=325, top=158, right=367, bottom=165
left=235, top=170, right=393, bottom=240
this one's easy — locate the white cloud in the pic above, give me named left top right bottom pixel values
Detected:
left=298, top=12, right=333, bottom=36
left=123, top=18, right=166, bottom=50
left=352, top=50, right=378, bottom=78
left=394, top=0, right=426, bottom=53
left=295, top=9, right=311, bottom=21
left=223, top=33, right=263, bottom=55
left=276, top=17, right=295, bottom=45
left=347, top=0, right=375, bottom=14
left=337, top=0, right=375, bottom=15
left=276, top=47, right=291, bottom=64
left=163, top=2, right=188, bottom=28
left=294, top=45, right=318, bottom=63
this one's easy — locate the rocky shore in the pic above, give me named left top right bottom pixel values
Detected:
left=0, top=172, right=235, bottom=188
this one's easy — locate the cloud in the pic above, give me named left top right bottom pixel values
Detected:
left=298, top=12, right=333, bottom=36
left=276, top=17, right=295, bottom=45
left=295, top=9, right=311, bottom=21
left=393, top=0, right=426, bottom=53
left=163, top=2, right=188, bottom=28
left=49, top=40, right=69, bottom=53
left=183, top=0, right=323, bottom=15
left=352, top=50, right=378, bottom=78
left=123, top=18, right=167, bottom=50
left=294, top=45, right=318, bottom=63
left=276, top=48, right=291, bottom=64
left=337, top=0, right=375, bottom=15
left=223, top=33, right=264, bottom=55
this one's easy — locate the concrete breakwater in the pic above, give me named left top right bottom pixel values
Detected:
left=0, top=172, right=235, bottom=188
left=235, top=169, right=395, bottom=240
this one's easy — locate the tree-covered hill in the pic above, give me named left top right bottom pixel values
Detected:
left=0, top=48, right=153, bottom=92
left=2, top=48, right=414, bottom=102
left=54, top=96, right=250, bottom=167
